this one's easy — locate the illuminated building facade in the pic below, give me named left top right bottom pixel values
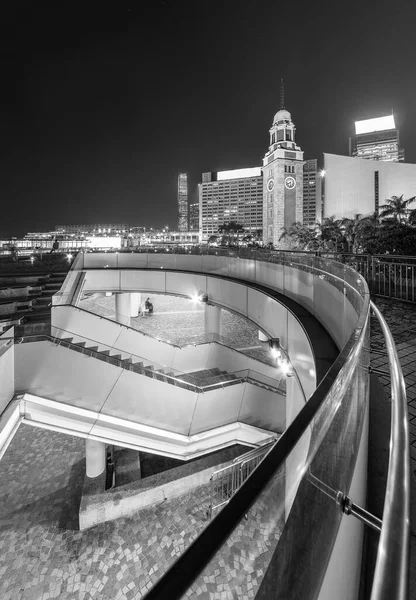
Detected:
left=189, top=203, right=199, bottom=231
left=262, top=100, right=304, bottom=246
left=302, top=159, right=321, bottom=226
left=349, top=115, right=405, bottom=162
left=177, top=173, right=188, bottom=231
left=198, top=168, right=263, bottom=242
left=55, top=224, right=130, bottom=235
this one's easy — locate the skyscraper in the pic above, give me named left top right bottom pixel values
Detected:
left=262, top=81, right=304, bottom=246
left=349, top=114, right=405, bottom=162
left=177, top=173, right=188, bottom=231
left=189, top=203, right=199, bottom=231
left=302, top=159, right=321, bottom=227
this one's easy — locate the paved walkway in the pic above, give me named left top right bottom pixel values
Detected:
left=370, top=298, right=416, bottom=596
left=0, top=425, right=212, bottom=600
left=79, top=294, right=273, bottom=365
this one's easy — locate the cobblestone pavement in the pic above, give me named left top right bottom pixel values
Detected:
left=0, top=425, right=212, bottom=600
left=0, top=425, right=282, bottom=600
left=79, top=294, right=273, bottom=365
left=370, top=298, right=416, bottom=595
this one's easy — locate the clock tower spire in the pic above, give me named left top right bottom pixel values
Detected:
left=262, top=84, right=305, bottom=247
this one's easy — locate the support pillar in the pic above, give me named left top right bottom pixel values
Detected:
left=204, top=304, right=221, bottom=336
left=258, top=330, right=268, bottom=342
left=115, top=292, right=131, bottom=324
left=85, top=439, right=106, bottom=478
left=130, top=292, right=141, bottom=317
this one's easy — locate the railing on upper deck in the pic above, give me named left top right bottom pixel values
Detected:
left=72, top=246, right=416, bottom=303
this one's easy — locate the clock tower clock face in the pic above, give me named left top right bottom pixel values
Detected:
left=267, top=178, right=275, bottom=192
left=284, top=176, right=296, bottom=190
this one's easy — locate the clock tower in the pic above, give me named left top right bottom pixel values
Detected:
left=262, top=80, right=304, bottom=247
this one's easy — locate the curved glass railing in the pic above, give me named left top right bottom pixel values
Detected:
left=18, top=328, right=287, bottom=397
left=122, top=254, right=408, bottom=600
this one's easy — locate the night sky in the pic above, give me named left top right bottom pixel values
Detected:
left=1, top=1, right=415, bottom=237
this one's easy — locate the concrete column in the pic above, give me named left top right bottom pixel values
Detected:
left=115, top=292, right=131, bottom=324
left=204, top=304, right=221, bottom=336
left=130, top=292, right=141, bottom=317
left=258, top=330, right=268, bottom=342
left=86, top=439, right=106, bottom=478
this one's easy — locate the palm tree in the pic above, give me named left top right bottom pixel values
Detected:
left=314, top=216, right=344, bottom=251
left=279, top=222, right=316, bottom=250
left=339, top=214, right=363, bottom=253
left=218, top=222, right=245, bottom=246
left=228, top=222, right=245, bottom=245
left=379, top=194, right=416, bottom=223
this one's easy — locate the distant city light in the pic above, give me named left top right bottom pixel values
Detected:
left=355, top=115, right=395, bottom=135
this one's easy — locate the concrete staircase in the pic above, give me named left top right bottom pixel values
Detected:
left=29, top=335, right=246, bottom=393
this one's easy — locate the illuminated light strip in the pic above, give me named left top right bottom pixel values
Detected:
left=217, top=167, right=262, bottom=181
left=355, top=115, right=396, bottom=135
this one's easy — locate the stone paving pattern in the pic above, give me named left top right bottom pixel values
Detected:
left=0, top=424, right=213, bottom=600
left=370, top=298, right=416, bottom=596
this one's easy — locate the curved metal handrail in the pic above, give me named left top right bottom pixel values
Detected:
left=142, top=259, right=371, bottom=599
left=370, top=301, right=410, bottom=600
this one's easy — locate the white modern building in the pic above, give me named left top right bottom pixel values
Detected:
left=320, top=153, right=416, bottom=219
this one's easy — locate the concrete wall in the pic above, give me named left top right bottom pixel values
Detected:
left=0, top=328, right=14, bottom=415
left=14, top=342, right=285, bottom=437
left=72, top=253, right=362, bottom=354
left=79, top=449, right=246, bottom=530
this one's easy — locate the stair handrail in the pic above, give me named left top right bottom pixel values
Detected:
left=16, top=332, right=263, bottom=395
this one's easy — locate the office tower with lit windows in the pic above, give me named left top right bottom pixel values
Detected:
left=198, top=168, right=263, bottom=242
left=177, top=173, right=188, bottom=231
left=189, top=203, right=199, bottom=231
left=349, top=114, right=405, bottom=162
left=302, top=159, right=321, bottom=227
left=262, top=83, right=304, bottom=246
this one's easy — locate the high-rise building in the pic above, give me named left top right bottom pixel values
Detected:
left=302, top=159, right=321, bottom=227
left=262, top=82, right=304, bottom=246
left=177, top=173, right=188, bottom=231
left=349, top=114, right=405, bottom=162
left=199, top=168, right=263, bottom=242
left=189, top=203, right=199, bottom=231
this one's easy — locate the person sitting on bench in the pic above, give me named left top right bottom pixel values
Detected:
left=145, top=298, right=154, bottom=314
